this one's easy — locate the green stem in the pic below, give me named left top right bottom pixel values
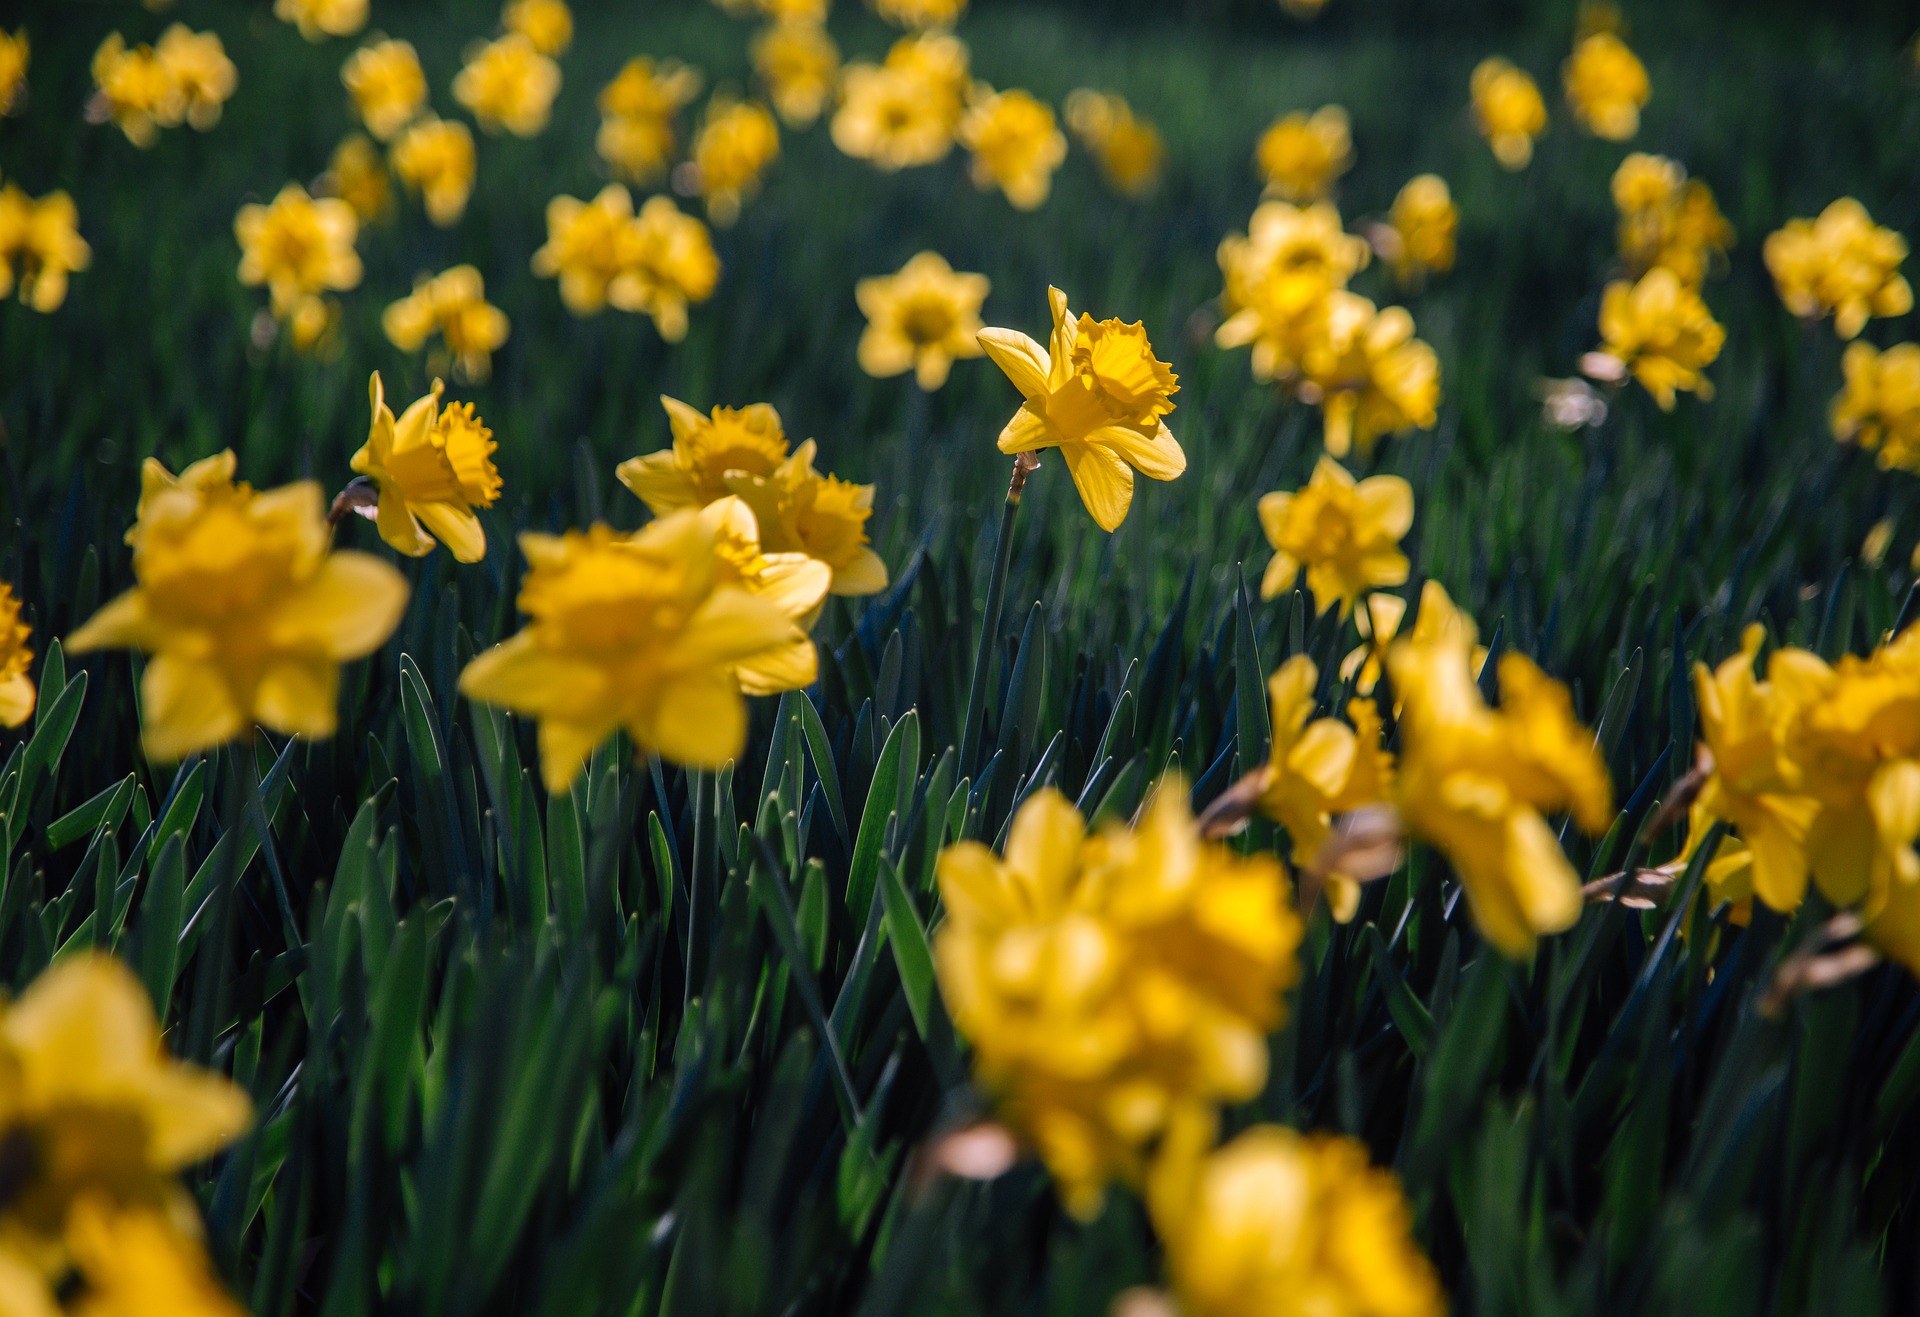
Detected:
left=958, top=455, right=1038, bottom=777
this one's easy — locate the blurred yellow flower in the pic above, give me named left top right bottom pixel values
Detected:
left=534, top=183, right=638, bottom=315
left=390, top=115, right=476, bottom=227
left=1299, top=293, right=1441, bottom=459
left=154, top=25, right=235, bottom=130
left=382, top=265, right=511, bottom=382
left=0, top=28, right=25, bottom=116
left=872, top=0, right=969, bottom=28
left=855, top=250, right=989, bottom=390
left=354, top=373, right=502, bottom=562
left=831, top=33, right=970, bottom=170
left=702, top=496, right=832, bottom=695
left=342, top=38, right=428, bottom=141
left=88, top=33, right=182, bottom=147
left=274, top=0, right=368, bottom=41
left=0, top=578, right=34, bottom=727
left=67, top=453, right=409, bottom=760
left=1255, top=105, right=1352, bottom=203
left=757, top=0, right=829, bottom=20
left=960, top=86, right=1068, bottom=211
left=1469, top=56, right=1546, bottom=169
left=934, top=782, right=1303, bottom=1219
left=752, top=21, right=841, bottom=128
left=1148, top=1119, right=1444, bottom=1317
left=1763, top=198, right=1913, bottom=340
left=317, top=133, right=393, bottom=224
left=1216, top=201, right=1371, bottom=383
left=0, top=955, right=252, bottom=1265
left=458, top=516, right=801, bottom=790
left=1594, top=267, right=1724, bottom=409
left=0, top=183, right=91, bottom=313
left=619, top=397, right=889, bottom=594
left=1387, top=581, right=1613, bottom=956
left=596, top=57, right=703, bottom=183
left=63, top=1199, right=248, bottom=1317
left=1257, top=456, right=1412, bottom=615
left=1255, top=656, right=1395, bottom=922
left=504, top=0, right=573, bottom=55
left=1612, top=154, right=1734, bottom=285
left=1562, top=31, right=1649, bottom=140
left=686, top=97, right=781, bottom=227
left=234, top=182, right=362, bottom=320
left=1832, top=341, right=1920, bottom=474
left=1381, top=173, right=1456, bottom=289
left=979, top=285, right=1186, bottom=532
left=1064, top=89, right=1164, bottom=199
left=453, top=33, right=561, bottom=138
left=1340, top=591, right=1406, bottom=696
left=611, top=195, right=722, bottom=341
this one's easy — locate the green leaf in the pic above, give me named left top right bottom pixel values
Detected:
left=876, top=856, right=935, bottom=1041
left=848, top=710, right=916, bottom=919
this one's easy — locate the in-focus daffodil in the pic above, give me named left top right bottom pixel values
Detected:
left=382, top=265, right=510, bottom=381
left=67, top=453, right=409, bottom=760
left=274, top=0, right=368, bottom=41
left=1380, top=173, right=1457, bottom=289
left=503, top=0, right=573, bottom=55
left=1257, top=456, right=1412, bottom=615
left=596, top=57, right=703, bottom=184
left=686, top=97, right=781, bottom=227
left=831, top=33, right=969, bottom=170
left=458, top=515, right=801, bottom=791
left=353, top=373, right=502, bottom=562
left=453, top=34, right=561, bottom=138
left=959, top=87, right=1068, bottom=211
left=1469, top=56, right=1546, bottom=169
left=389, top=115, right=476, bottom=227
left=1833, top=341, right=1920, bottom=474
left=0, top=183, right=90, bottom=312
left=979, top=286, right=1186, bottom=532
left=342, top=38, right=427, bottom=141
left=1562, top=31, right=1649, bottom=140
left=0, top=578, right=34, bottom=728
left=1064, top=89, right=1164, bottom=198
left=1764, top=199, right=1913, bottom=340
left=1255, top=105, right=1351, bottom=202
left=752, top=21, right=840, bottom=127
left=234, top=182, right=361, bottom=321
left=1593, top=267, right=1724, bottom=409
left=855, top=250, right=989, bottom=389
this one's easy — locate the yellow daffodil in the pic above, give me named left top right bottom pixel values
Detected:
left=596, top=57, right=702, bottom=184
left=453, top=34, right=561, bottom=138
left=234, top=182, right=361, bottom=320
left=611, top=196, right=722, bottom=341
left=1381, top=173, right=1457, bottom=289
left=1611, top=151, right=1681, bottom=215
left=855, top=250, right=990, bottom=389
left=1215, top=201, right=1371, bottom=385
left=0, top=956, right=252, bottom=1263
left=342, top=38, right=427, bottom=141
left=687, top=97, right=781, bottom=227
left=1299, top=293, right=1442, bottom=459
left=353, top=373, right=503, bottom=562
left=1562, top=31, right=1649, bottom=140
left=752, top=21, right=840, bottom=128
left=1593, top=267, right=1724, bottom=409
left=389, top=115, right=476, bottom=227
left=382, top=265, right=510, bottom=381
left=1255, top=655, right=1395, bottom=921
left=1612, top=154, right=1734, bottom=286
left=1388, top=581, right=1613, bottom=956
left=1148, top=1117, right=1444, bottom=1317
left=1832, top=341, right=1920, bottom=473
left=872, top=0, right=969, bottom=28
left=533, top=183, right=639, bottom=316
left=67, top=453, right=409, bottom=760
left=0, top=578, right=34, bottom=727
left=702, top=496, right=832, bottom=694
left=1469, top=56, right=1546, bottom=169
left=618, top=397, right=889, bottom=594
left=959, top=87, right=1068, bottom=211
left=1254, top=105, right=1352, bottom=203
left=88, top=33, right=182, bottom=147
left=831, top=33, right=970, bottom=170
left=458, top=515, right=801, bottom=790
left=274, top=0, right=368, bottom=41
left=0, top=28, right=25, bottom=117
left=153, top=25, right=234, bottom=130
left=935, top=782, right=1303, bottom=1219
left=1064, top=89, right=1164, bottom=199
left=318, top=133, right=393, bottom=224
left=1764, top=198, right=1913, bottom=340
left=1257, top=456, right=1412, bottom=615
left=0, top=184, right=90, bottom=312
left=503, top=0, right=573, bottom=55
left=62, top=1199, right=248, bottom=1317
left=979, top=286, right=1186, bottom=532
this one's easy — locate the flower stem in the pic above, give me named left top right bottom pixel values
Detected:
left=958, top=454, right=1039, bottom=777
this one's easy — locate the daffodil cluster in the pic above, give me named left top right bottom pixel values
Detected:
left=1611, top=153, right=1734, bottom=286
left=1064, top=89, right=1165, bottom=198
left=1764, top=198, right=1912, bottom=341
left=382, top=264, right=511, bottom=381
left=532, top=184, right=720, bottom=340
left=832, top=33, right=970, bottom=171
left=0, top=958, right=255, bottom=1317
left=88, top=27, right=236, bottom=148
left=597, top=57, right=704, bottom=183
left=0, top=176, right=90, bottom=313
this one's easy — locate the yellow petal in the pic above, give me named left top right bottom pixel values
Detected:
left=978, top=327, right=1050, bottom=400
left=643, top=672, right=748, bottom=768
left=1260, top=552, right=1299, bottom=601
left=1062, top=441, right=1136, bottom=532
left=1098, top=422, right=1186, bottom=482
left=996, top=403, right=1056, bottom=455
left=414, top=501, right=488, bottom=563
left=615, top=450, right=700, bottom=514
left=830, top=547, right=890, bottom=597
left=141, top=653, right=247, bottom=762
left=537, top=716, right=614, bottom=794
left=375, top=487, right=436, bottom=557
left=66, top=589, right=161, bottom=654
left=1356, top=473, right=1415, bottom=538
left=737, top=637, right=819, bottom=695
left=272, top=552, right=409, bottom=659
left=459, top=632, right=604, bottom=717
left=142, top=1068, right=255, bottom=1168
left=672, top=586, right=800, bottom=670
left=756, top=554, right=833, bottom=617
left=1004, top=788, right=1086, bottom=905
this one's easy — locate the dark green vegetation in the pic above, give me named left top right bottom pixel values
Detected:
left=5, top=0, right=1920, bottom=1313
